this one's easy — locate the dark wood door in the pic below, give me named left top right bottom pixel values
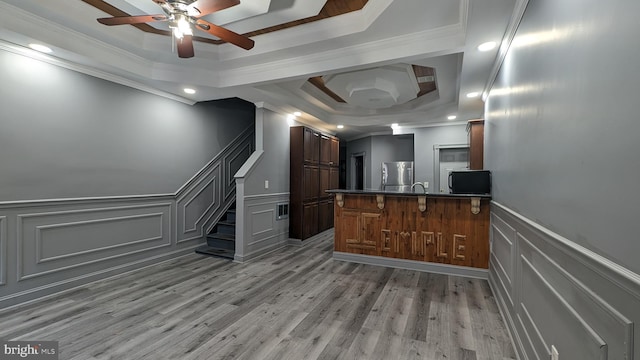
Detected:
left=468, top=120, right=484, bottom=170
left=319, top=167, right=330, bottom=198
left=319, top=200, right=334, bottom=232
left=302, top=202, right=319, bottom=239
left=303, top=128, right=320, bottom=164
left=304, top=166, right=319, bottom=201
left=330, top=138, right=340, bottom=166
left=320, top=135, right=331, bottom=166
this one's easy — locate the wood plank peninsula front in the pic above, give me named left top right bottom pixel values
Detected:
left=327, top=190, right=491, bottom=276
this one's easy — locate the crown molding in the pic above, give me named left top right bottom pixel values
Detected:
left=0, top=40, right=195, bottom=105
left=219, top=23, right=465, bottom=88
left=483, top=0, right=530, bottom=100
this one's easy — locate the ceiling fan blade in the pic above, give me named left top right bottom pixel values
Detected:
left=177, top=35, right=195, bottom=58
left=189, top=0, right=240, bottom=17
left=196, top=20, right=254, bottom=50
left=97, top=14, right=167, bottom=26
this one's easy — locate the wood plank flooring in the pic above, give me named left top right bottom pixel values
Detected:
left=0, top=230, right=516, bottom=359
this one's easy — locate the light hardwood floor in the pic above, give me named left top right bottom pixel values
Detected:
left=0, top=231, right=516, bottom=360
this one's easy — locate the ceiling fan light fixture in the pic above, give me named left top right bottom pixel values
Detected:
left=169, top=15, right=193, bottom=39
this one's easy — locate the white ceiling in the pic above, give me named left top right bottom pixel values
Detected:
left=0, top=0, right=519, bottom=139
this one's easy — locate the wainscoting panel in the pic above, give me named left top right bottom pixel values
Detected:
left=250, top=209, right=275, bottom=237
left=236, top=193, right=289, bottom=262
left=17, top=202, right=171, bottom=281
left=224, top=141, right=252, bottom=202
left=176, top=166, right=221, bottom=243
left=176, top=125, right=254, bottom=243
left=490, top=214, right=515, bottom=312
left=489, top=202, right=640, bottom=360
left=0, top=216, right=6, bottom=286
left=0, top=124, right=256, bottom=310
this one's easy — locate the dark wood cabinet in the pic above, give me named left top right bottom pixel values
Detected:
left=330, top=167, right=339, bottom=190
left=303, top=127, right=319, bottom=164
left=330, top=138, right=339, bottom=166
left=302, top=202, right=319, bottom=239
left=304, top=166, right=319, bottom=201
left=320, top=135, right=332, bottom=166
left=319, top=199, right=334, bottom=232
left=319, top=167, right=331, bottom=199
left=468, top=119, right=484, bottom=170
left=290, top=126, right=340, bottom=240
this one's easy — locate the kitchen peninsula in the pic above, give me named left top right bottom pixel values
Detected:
left=326, top=189, right=491, bottom=278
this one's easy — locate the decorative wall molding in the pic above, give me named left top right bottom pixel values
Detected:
left=0, top=124, right=255, bottom=310
left=182, top=176, right=217, bottom=233
left=16, top=203, right=171, bottom=281
left=489, top=201, right=640, bottom=360
left=235, top=193, right=289, bottom=263
left=249, top=208, right=275, bottom=237
left=176, top=125, right=254, bottom=244
left=35, top=213, right=165, bottom=264
left=224, top=142, right=253, bottom=202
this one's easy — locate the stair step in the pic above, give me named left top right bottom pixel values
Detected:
left=225, top=210, right=236, bottom=222
left=195, top=245, right=234, bottom=260
left=207, top=233, right=235, bottom=250
left=216, top=221, right=235, bottom=235
left=207, top=233, right=235, bottom=241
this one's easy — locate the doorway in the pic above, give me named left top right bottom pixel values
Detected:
left=351, top=152, right=366, bottom=190
left=433, top=144, right=469, bottom=193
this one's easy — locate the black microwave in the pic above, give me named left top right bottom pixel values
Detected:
left=448, top=170, right=491, bottom=194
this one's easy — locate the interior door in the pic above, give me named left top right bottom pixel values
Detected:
left=438, top=148, right=469, bottom=193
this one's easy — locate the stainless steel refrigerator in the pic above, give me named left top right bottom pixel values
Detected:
left=381, top=161, right=414, bottom=192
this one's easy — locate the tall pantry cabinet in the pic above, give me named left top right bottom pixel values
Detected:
left=290, top=126, right=340, bottom=240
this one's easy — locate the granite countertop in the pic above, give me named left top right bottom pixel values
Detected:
left=325, top=189, right=492, bottom=199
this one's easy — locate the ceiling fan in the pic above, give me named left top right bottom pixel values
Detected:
left=96, top=0, right=254, bottom=58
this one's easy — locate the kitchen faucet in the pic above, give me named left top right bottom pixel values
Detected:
left=411, top=182, right=427, bottom=194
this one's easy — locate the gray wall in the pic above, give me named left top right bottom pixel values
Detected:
left=370, top=135, right=414, bottom=190
left=0, top=49, right=254, bottom=201
left=0, top=48, right=255, bottom=309
left=406, top=124, right=468, bottom=190
left=486, top=0, right=640, bottom=358
left=234, top=107, right=290, bottom=262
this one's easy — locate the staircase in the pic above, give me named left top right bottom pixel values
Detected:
left=195, top=204, right=236, bottom=260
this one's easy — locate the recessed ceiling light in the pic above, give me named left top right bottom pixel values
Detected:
left=183, top=88, right=196, bottom=94
left=337, top=125, right=344, bottom=129
left=466, top=92, right=480, bottom=98
left=28, top=43, right=52, bottom=53
left=477, top=41, right=497, bottom=52
left=447, top=115, right=457, bottom=120
left=293, top=111, right=302, bottom=117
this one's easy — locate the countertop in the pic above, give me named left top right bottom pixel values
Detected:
left=325, top=189, right=492, bottom=199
